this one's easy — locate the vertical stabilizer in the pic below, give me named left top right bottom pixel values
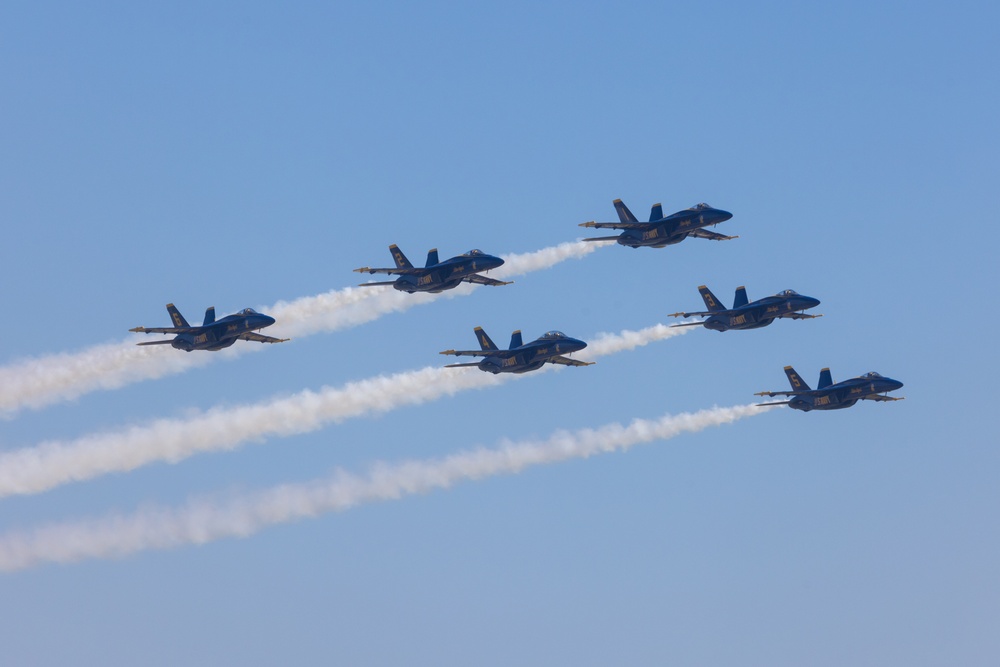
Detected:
left=425, top=248, right=440, bottom=267
left=733, top=286, right=749, bottom=309
left=784, top=366, right=812, bottom=392
left=509, top=330, right=523, bottom=350
left=649, top=203, right=664, bottom=222
left=817, top=368, right=833, bottom=389
left=389, top=244, right=414, bottom=270
left=474, top=326, right=499, bottom=351
left=166, top=304, right=190, bottom=328
left=613, top=199, right=639, bottom=224
left=203, top=307, right=216, bottom=326
left=697, top=286, right=726, bottom=312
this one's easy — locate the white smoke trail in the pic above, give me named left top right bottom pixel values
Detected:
left=0, top=241, right=598, bottom=417
left=0, top=321, right=694, bottom=499
left=0, top=404, right=768, bottom=571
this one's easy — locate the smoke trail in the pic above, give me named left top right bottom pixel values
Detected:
left=0, top=404, right=767, bottom=571
left=0, top=241, right=598, bottom=417
left=0, top=322, right=694, bottom=499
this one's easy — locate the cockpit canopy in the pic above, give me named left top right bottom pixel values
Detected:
left=861, top=372, right=883, bottom=379
left=462, top=249, right=485, bottom=257
left=239, top=308, right=259, bottom=316
left=541, top=331, right=568, bottom=339
left=689, top=203, right=712, bottom=211
left=778, top=289, right=799, bottom=296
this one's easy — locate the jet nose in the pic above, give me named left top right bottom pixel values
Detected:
left=261, top=315, right=276, bottom=327
left=717, top=209, right=733, bottom=222
left=888, top=378, right=904, bottom=391
left=570, top=338, right=587, bottom=352
left=805, top=297, right=821, bottom=308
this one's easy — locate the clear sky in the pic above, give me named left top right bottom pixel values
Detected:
left=1, top=1, right=998, bottom=664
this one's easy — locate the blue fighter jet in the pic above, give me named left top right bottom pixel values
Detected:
left=669, top=285, right=822, bottom=331
left=579, top=199, right=735, bottom=248
left=129, top=304, right=289, bottom=351
left=755, top=366, right=904, bottom=411
left=354, top=245, right=511, bottom=293
left=440, top=327, right=594, bottom=374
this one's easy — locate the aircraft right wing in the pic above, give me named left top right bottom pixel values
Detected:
left=688, top=229, right=738, bottom=241
left=779, top=312, right=823, bottom=320
left=463, top=274, right=513, bottom=287
left=755, top=400, right=792, bottom=407
left=546, top=355, right=594, bottom=367
left=238, top=332, right=290, bottom=344
left=439, top=349, right=495, bottom=357
left=861, top=394, right=905, bottom=402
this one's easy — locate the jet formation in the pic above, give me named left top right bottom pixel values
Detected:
left=755, top=367, right=904, bottom=411
left=440, top=327, right=593, bottom=374
left=579, top=200, right=735, bottom=248
left=669, top=285, right=822, bottom=331
left=354, top=245, right=511, bottom=293
left=130, top=304, right=289, bottom=351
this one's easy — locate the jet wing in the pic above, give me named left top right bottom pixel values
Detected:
left=688, top=229, right=738, bottom=241
left=756, top=400, right=792, bottom=407
left=439, top=349, right=494, bottom=357
left=546, top=355, right=594, bottom=367
left=129, top=326, right=198, bottom=335
left=463, top=274, right=513, bottom=287
left=238, top=332, right=290, bottom=344
left=861, top=394, right=905, bottom=402
left=753, top=390, right=824, bottom=397
left=579, top=221, right=651, bottom=230
left=779, top=312, right=823, bottom=320
left=668, top=310, right=736, bottom=318
left=352, top=266, right=425, bottom=276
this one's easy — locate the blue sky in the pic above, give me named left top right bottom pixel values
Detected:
left=1, top=1, right=998, bottom=664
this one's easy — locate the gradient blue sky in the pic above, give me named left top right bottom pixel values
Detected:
left=1, top=2, right=998, bottom=664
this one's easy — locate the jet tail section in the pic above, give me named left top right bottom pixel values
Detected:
left=784, top=366, right=812, bottom=392
left=389, top=244, right=414, bottom=270
left=474, top=326, right=499, bottom=351
left=203, top=307, right=216, bottom=326
left=817, top=368, right=833, bottom=389
left=649, top=203, right=663, bottom=222
left=509, top=330, right=523, bottom=350
left=613, top=199, right=639, bottom=224
left=733, top=286, right=749, bottom=309
left=697, top=286, right=725, bottom=312
left=425, top=248, right=439, bottom=267
left=166, top=304, right=190, bottom=328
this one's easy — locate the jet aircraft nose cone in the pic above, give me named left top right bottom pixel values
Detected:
left=717, top=209, right=733, bottom=221
left=889, top=379, right=904, bottom=390
left=262, top=315, right=276, bottom=326
left=806, top=297, right=821, bottom=308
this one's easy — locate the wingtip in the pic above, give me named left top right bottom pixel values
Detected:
left=439, top=349, right=457, bottom=355
left=128, top=327, right=144, bottom=332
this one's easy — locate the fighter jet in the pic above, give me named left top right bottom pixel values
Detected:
left=440, top=327, right=594, bottom=374
left=129, top=304, right=289, bottom=351
left=354, top=245, right=511, bottom=293
left=669, top=285, right=822, bottom=331
left=755, top=366, right=904, bottom=411
left=579, top=199, right=735, bottom=248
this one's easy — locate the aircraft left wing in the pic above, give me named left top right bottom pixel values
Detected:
left=546, top=355, right=594, bottom=367
left=238, top=332, right=290, bottom=344
left=861, top=394, right=905, bottom=402
left=688, top=229, right=738, bottom=241
left=439, top=349, right=494, bottom=357
left=579, top=221, right=650, bottom=231
left=129, top=326, right=198, bottom=335
left=463, top=274, right=513, bottom=287
left=353, top=267, right=424, bottom=276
